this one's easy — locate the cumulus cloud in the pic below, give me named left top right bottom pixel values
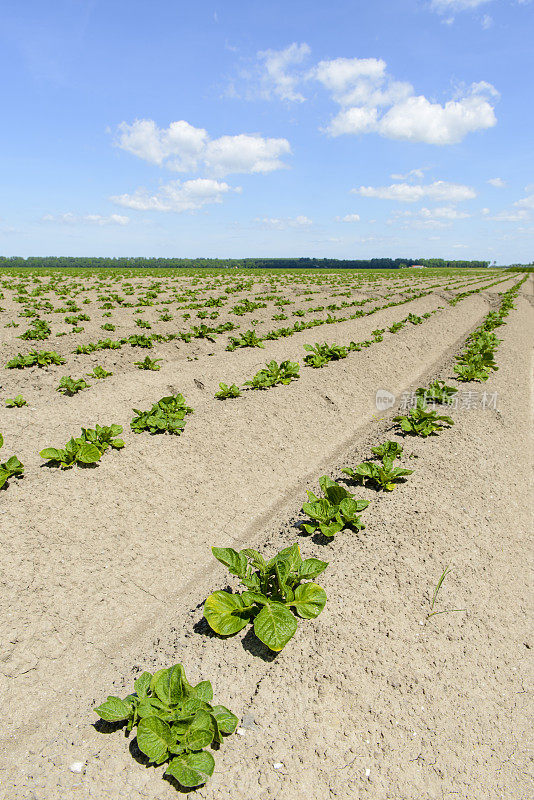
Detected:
left=257, top=42, right=311, bottom=102
left=488, top=177, right=506, bottom=187
left=429, top=0, right=492, bottom=12
left=490, top=192, right=534, bottom=222
left=111, top=179, right=238, bottom=212
left=116, top=119, right=291, bottom=176
left=389, top=205, right=471, bottom=228
left=390, top=167, right=427, bottom=180
left=244, top=45, right=499, bottom=145
left=42, top=212, right=130, bottom=226
left=337, top=213, right=361, bottom=222
left=254, top=215, right=313, bottom=230
left=353, top=180, right=476, bottom=203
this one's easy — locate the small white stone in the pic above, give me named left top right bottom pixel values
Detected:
left=273, top=762, right=284, bottom=770
left=236, top=727, right=247, bottom=736
left=69, top=762, right=85, bottom=773
left=365, top=768, right=371, bottom=777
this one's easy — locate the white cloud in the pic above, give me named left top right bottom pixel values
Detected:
left=327, top=106, right=379, bottom=136
left=389, top=205, right=471, bottom=228
left=111, top=179, right=238, bottom=212
left=488, top=177, right=506, bottom=187
left=515, top=194, right=534, bottom=209
left=429, top=0, right=492, bottom=12
left=42, top=212, right=130, bottom=226
left=254, top=215, right=313, bottom=230
left=257, top=42, right=311, bottom=102
left=375, top=83, right=498, bottom=144
left=489, top=193, right=534, bottom=222
left=337, top=213, right=361, bottom=222
left=354, top=180, right=476, bottom=203
left=116, top=119, right=291, bottom=176
left=390, top=168, right=427, bottom=180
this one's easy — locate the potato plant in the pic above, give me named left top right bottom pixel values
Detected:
left=0, top=433, right=24, bottom=489
left=416, top=380, right=457, bottom=405
left=215, top=383, right=241, bottom=399
left=342, top=449, right=413, bottom=491
left=5, top=395, right=27, bottom=407
left=393, top=399, right=454, bottom=437
left=204, top=543, right=327, bottom=651
left=5, top=350, right=66, bottom=369
left=244, top=360, right=299, bottom=389
left=302, top=475, right=369, bottom=537
left=94, top=664, right=238, bottom=788
left=134, top=355, right=162, bottom=370
left=57, top=376, right=91, bottom=395
left=131, top=395, right=193, bottom=434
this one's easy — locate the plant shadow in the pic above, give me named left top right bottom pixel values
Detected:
left=241, top=627, right=278, bottom=662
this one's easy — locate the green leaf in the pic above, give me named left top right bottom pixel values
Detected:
left=192, top=680, right=213, bottom=703
left=204, top=591, right=251, bottom=636
left=253, top=601, right=297, bottom=651
left=136, top=716, right=173, bottom=764
left=152, top=664, right=185, bottom=705
left=134, top=671, right=152, bottom=699
left=77, top=443, right=101, bottom=463
left=211, top=547, right=248, bottom=579
left=210, top=705, right=239, bottom=735
left=298, top=557, right=328, bottom=580
left=290, top=583, right=327, bottom=619
left=94, top=695, right=134, bottom=722
left=39, top=447, right=63, bottom=461
left=165, top=750, right=215, bottom=788
left=0, top=433, right=3, bottom=449
left=181, top=710, right=214, bottom=750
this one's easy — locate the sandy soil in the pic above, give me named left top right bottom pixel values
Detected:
left=0, top=271, right=531, bottom=800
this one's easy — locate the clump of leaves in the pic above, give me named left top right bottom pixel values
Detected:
left=415, top=380, right=457, bottom=405
left=6, top=394, right=27, bottom=408
left=94, top=664, right=238, bottom=788
left=342, top=450, right=413, bottom=492
left=407, top=313, right=423, bottom=325
left=204, top=543, right=327, bottom=652
left=226, top=330, right=264, bottom=351
left=0, top=433, right=24, bottom=489
left=134, top=355, right=162, bottom=371
left=303, top=342, right=349, bottom=368
left=301, top=475, right=369, bottom=538
left=57, top=376, right=91, bottom=395
left=244, top=360, right=299, bottom=390
left=393, top=398, right=454, bottom=437
left=127, top=334, right=153, bottom=348
left=5, top=350, right=66, bottom=369
left=19, top=319, right=51, bottom=340
left=40, top=437, right=101, bottom=469
left=87, top=365, right=113, bottom=379
left=370, top=440, right=403, bottom=459
left=80, top=424, right=124, bottom=453
left=215, top=383, right=241, bottom=399
left=101, top=322, right=116, bottom=331
left=131, top=395, right=193, bottom=435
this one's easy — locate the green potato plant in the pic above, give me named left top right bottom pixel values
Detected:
left=301, top=475, right=369, bottom=538
left=5, top=350, right=66, bottom=369
left=303, top=342, right=349, bottom=368
left=131, top=394, right=193, bottom=435
left=5, top=394, right=27, bottom=407
left=215, top=383, right=241, bottom=399
left=40, top=438, right=102, bottom=468
left=80, top=424, right=125, bottom=453
left=134, top=355, right=162, bottom=370
left=244, top=360, right=299, bottom=389
left=86, top=365, right=113, bottom=379
left=370, top=440, right=403, bottom=459
left=0, top=433, right=24, bottom=489
left=393, top=398, right=454, bottom=438
left=94, top=664, right=238, bottom=789
left=226, top=330, right=264, bottom=351
left=416, top=380, right=457, bottom=405
left=57, top=376, right=91, bottom=395
left=342, top=455, right=413, bottom=492
left=204, top=543, right=327, bottom=652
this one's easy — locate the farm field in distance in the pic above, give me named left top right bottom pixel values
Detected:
left=0, top=266, right=532, bottom=800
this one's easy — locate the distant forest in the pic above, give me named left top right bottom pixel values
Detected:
left=0, top=256, right=492, bottom=269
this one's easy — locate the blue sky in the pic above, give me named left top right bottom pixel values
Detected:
left=0, top=0, right=532, bottom=261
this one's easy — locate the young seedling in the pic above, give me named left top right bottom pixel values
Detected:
left=5, top=395, right=27, bottom=408
left=131, top=395, right=193, bottom=435
left=426, top=566, right=466, bottom=620
left=204, top=543, right=327, bottom=651
left=226, top=330, right=264, bottom=351
left=301, top=475, right=369, bottom=538
left=0, top=433, right=24, bottom=489
left=134, top=355, right=162, bottom=371
left=57, top=376, right=91, bottom=395
left=370, top=440, right=403, bottom=459
left=303, top=342, right=349, bottom=368
left=416, top=380, right=457, bottom=405
left=215, top=383, right=241, bottom=399
left=94, top=664, right=238, bottom=788
left=86, top=365, right=113, bottom=379
left=244, top=360, right=299, bottom=389
left=40, top=438, right=102, bottom=468
left=393, top=398, right=454, bottom=438
left=5, top=350, right=66, bottom=369
left=342, top=455, right=413, bottom=492
left=80, top=424, right=125, bottom=453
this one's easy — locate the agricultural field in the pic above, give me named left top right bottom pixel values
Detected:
left=0, top=266, right=532, bottom=800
